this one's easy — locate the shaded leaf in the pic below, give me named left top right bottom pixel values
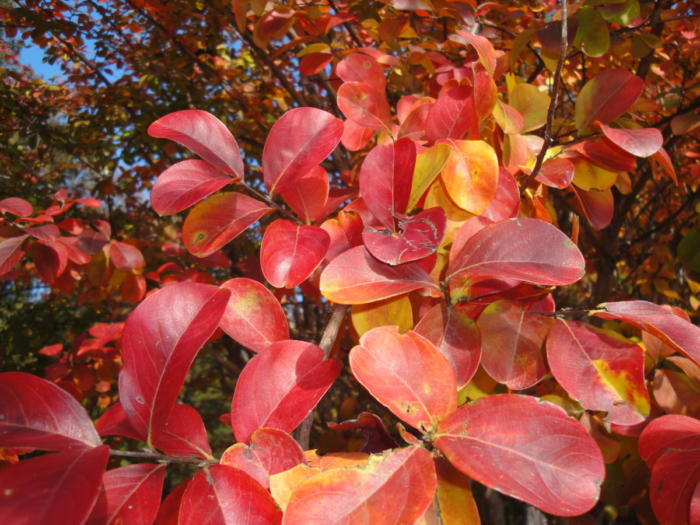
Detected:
left=151, top=404, right=212, bottom=459
left=598, top=123, right=662, bottom=158
left=151, top=160, right=232, bottom=215
left=426, top=86, right=478, bottom=143
left=575, top=70, right=643, bottom=133
left=337, top=82, right=393, bottom=131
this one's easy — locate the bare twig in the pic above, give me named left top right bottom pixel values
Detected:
left=110, top=448, right=217, bottom=466
left=519, top=0, right=568, bottom=194
left=294, top=304, right=348, bottom=448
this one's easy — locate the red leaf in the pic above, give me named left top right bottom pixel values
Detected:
left=0, top=234, right=28, bottom=275
left=359, top=138, right=416, bottom=229
left=110, top=240, right=145, bottom=271
left=414, top=303, right=481, bottom=387
left=299, top=52, right=333, bottom=76
left=547, top=320, right=650, bottom=425
left=260, top=219, right=330, bottom=288
left=447, top=218, right=585, bottom=286
left=337, top=82, right=393, bottom=131
left=0, top=372, right=101, bottom=450
left=95, top=402, right=142, bottom=441
left=639, top=415, right=700, bottom=525
left=31, top=240, right=68, bottom=283
left=327, top=412, right=398, bottom=453
left=154, top=479, right=189, bottom=525
left=119, top=282, right=230, bottom=444
left=350, top=326, right=457, bottom=431
left=435, top=395, right=604, bottom=516
left=151, top=404, right=212, bottom=459
left=426, top=85, right=478, bottom=143
left=577, top=138, right=637, bottom=172
left=595, top=300, right=700, bottom=368
left=477, top=300, right=552, bottom=390
left=148, top=110, right=244, bottom=179
left=179, top=465, right=282, bottom=525
left=537, top=158, right=575, bottom=188
left=262, top=107, right=343, bottom=194
left=0, top=446, right=109, bottom=525
left=363, top=207, right=446, bottom=266
left=219, top=278, right=289, bottom=352
left=220, top=428, right=303, bottom=488
left=0, top=197, right=32, bottom=217
left=86, top=463, right=166, bottom=525
left=453, top=30, right=497, bottom=74
left=598, top=123, right=663, bottom=158
left=278, top=166, right=329, bottom=224
left=336, top=53, right=386, bottom=92
left=284, top=446, right=436, bottom=524
left=340, top=118, right=375, bottom=151
left=151, top=160, right=232, bottom=215
left=231, top=340, right=341, bottom=443
left=575, top=70, right=643, bottom=132
left=320, top=246, right=439, bottom=304
left=571, top=186, right=614, bottom=230
left=182, top=192, right=273, bottom=257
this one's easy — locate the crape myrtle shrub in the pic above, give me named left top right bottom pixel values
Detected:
left=0, top=0, right=699, bottom=523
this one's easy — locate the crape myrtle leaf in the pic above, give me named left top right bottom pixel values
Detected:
left=31, top=240, right=68, bottom=283
left=299, top=52, right=333, bottom=76
left=336, top=53, right=386, bottom=92
left=151, top=403, right=213, bottom=459
left=577, top=138, right=637, bottom=172
left=358, top=138, right=416, bottom=230
left=510, top=82, right=550, bottom=132
left=575, top=70, right=644, bottom=133
left=262, top=107, right=343, bottom=195
left=337, top=82, right=393, bottom=131
left=426, top=85, right=478, bottom=143
left=414, top=303, right=481, bottom=388
left=270, top=464, right=322, bottom=512
left=148, top=110, right=244, bottom=179
left=452, top=30, right=497, bottom=74
left=0, top=372, right=101, bottom=450
left=441, top=140, right=499, bottom=215
left=0, top=445, right=109, bottom=525
left=0, top=234, right=28, bottom=276
left=349, top=326, right=457, bottom=431
left=340, top=118, right=375, bottom=151
left=477, top=300, right=552, bottom=390
left=151, top=160, right=232, bottom=215
left=639, top=416, right=700, bottom=525
left=154, top=479, right=189, bottom=525
left=21, top=223, right=59, bottom=241
left=547, top=320, right=650, bottom=426
left=536, top=157, right=575, bottom=188
left=320, top=245, right=439, bottom=304
left=220, top=428, right=304, bottom=489
left=571, top=186, right=614, bottom=230
left=416, top=458, right=480, bottom=525
left=651, top=146, right=678, bottom=184
left=327, top=412, right=398, bottom=454
left=283, top=446, right=436, bottom=525
left=572, top=158, right=618, bottom=191
left=448, top=218, right=585, bottom=285
left=407, top=143, right=451, bottom=212
left=95, top=401, right=142, bottom=441
left=231, top=340, right=341, bottom=443
left=598, top=123, right=663, bottom=158
left=179, top=465, right=282, bottom=525
left=434, top=395, right=605, bottom=516
left=595, top=300, right=700, bottom=367
left=182, top=192, right=273, bottom=257
left=0, top=197, right=33, bottom=217
left=119, top=282, right=230, bottom=444
left=260, top=219, right=330, bottom=288
left=351, top=294, right=413, bottom=337
left=86, top=463, right=166, bottom=525
left=219, top=278, right=289, bottom=352
left=573, top=6, right=610, bottom=57
left=493, top=99, right=524, bottom=135
left=320, top=210, right=364, bottom=262
left=109, top=240, right=144, bottom=271
left=363, top=207, right=446, bottom=265
left=278, top=165, right=329, bottom=224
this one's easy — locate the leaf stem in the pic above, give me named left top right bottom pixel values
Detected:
left=109, top=448, right=217, bottom=466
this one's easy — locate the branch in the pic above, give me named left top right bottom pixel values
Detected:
left=109, top=449, right=217, bottom=466
left=327, top=0, right=363, bottom=48
left=294, top=304, right=348, bottom=448
left=519, top=0, right=568, bottom=194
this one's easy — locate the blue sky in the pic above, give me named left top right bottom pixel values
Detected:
left=18, top=44, right=65, bottom=80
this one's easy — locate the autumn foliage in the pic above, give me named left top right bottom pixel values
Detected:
left=1, top=0, right=699, bottom=523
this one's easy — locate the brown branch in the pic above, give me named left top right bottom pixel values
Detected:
left=327, top=0, right=363, bottom=48
left=294, top=304, right=348, bottom=449
left=519, top=0, right=568, bottom=194
left=110, top=448, right=217, bottom=466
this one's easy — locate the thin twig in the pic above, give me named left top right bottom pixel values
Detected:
left=110, top=449, right=217, bottom=466
left=294, top=304, right=348, bottom=448
left=519, top=0, right=568, bottom=194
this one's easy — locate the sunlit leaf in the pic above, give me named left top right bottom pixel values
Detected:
left=441, top=140, right=499, bottom=215
left=337, top=82, right=393, bottom=131
left=435, top=395, right=604, bottom=516
left=426, top=86, right=478, bottom=143
left=151, top=160, right=232, bottom=215
left=598, top=123, right=663, bottom=158
left=351, top=294, right=413, bottom=336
